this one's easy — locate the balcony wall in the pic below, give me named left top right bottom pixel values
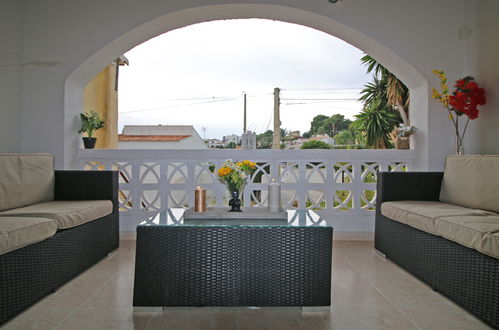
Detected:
left=0, top=0, right=23, bottom=153
left=79, top=148, right=415, bottom=239
left=0, top=0, right=497, bottom=170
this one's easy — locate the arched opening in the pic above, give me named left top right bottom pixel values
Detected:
left=65, top=3, right=428, bottom=169
left=116, top=18, right=370, bottom=149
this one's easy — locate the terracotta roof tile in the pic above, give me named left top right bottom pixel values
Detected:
left=118, top=134, right=191, bottom=142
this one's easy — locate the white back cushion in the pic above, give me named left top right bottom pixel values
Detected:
left=440, top=155, right=499, bottom=213
left=0, top=154, right=54, bottom=211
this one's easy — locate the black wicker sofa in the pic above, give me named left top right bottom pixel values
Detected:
left=375, top=155, right=499, bottom=329
left=0, top=154, right=119, bottom=325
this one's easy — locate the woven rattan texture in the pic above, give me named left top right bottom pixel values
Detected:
left=376, top=171, right=444, bottom=204
left=0, top=170, right=119, bottom=326
left=55, top=170, right=119, bottom=213
left=134, top=226, right=333, bottom=307
left=0, top=214, right=118, bottom=325
left=375, top=172, right=499, bottom=329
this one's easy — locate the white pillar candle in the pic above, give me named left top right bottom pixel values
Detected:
left=268, top=179, right=281, bottom=213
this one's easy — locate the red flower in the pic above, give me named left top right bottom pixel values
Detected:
left=448, top=77, right=486, bottom=120
left=455, top=79, right=467, bottom=89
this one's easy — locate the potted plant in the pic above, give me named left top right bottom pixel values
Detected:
left=79, top=110, right=105, bottom=149
left=394, top=124, right=417, bottom=149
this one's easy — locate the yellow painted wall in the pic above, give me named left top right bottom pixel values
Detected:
left=83, top=64, right=118, bottom=148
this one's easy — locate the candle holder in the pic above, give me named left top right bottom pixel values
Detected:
left=194, top=186, right=207, bottom=212
left=268, top=179, right=282, bottom=213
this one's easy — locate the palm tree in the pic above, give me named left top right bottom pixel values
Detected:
left=351, top=99, right=400, bottom=149
left=360, top=54, right=410, bottom=125
left=358, top=75, right=389, bottom=112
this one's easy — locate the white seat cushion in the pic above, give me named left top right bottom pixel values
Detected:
left=483, top=232, right=499, bottom=260
left=433, top=214, right=499, bottom=259
left=0, top=200, right=113, bottom=229
left=0, top=154, right=55, bottom=212
left=0, top=217, right=57, bottom=255
left=380, top=201, right=478, bottom=234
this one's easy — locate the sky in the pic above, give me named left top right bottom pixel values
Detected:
left=118, top=19, right=371, bottom=139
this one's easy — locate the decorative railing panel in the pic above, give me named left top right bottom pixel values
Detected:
left=78, top=149, right=415, bottom=222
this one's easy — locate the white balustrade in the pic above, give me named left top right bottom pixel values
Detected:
left=78, top=149, right=415, bottom=232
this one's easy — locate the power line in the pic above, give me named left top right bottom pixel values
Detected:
left=120, top=92, right=277, bottom=115
left=247, top=93, right=274, bottom=98
left=283, top=104, right=359, bottom=112
left=281, top=98, right=358, bottom=101
left=281, top=87, right=362, bottom=92
left=148, top=95, right=240, bottom=102
left=284, top=102, right=358, bottom=106
left=120, top=97, right=240, bottom=114
left=264, top=112, right=273, bottom=132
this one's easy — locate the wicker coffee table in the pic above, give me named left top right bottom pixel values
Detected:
left=133, top=209, right=333, bottom=309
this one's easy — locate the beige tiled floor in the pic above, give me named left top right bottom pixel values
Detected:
left=2, top=241, right=492, bottom=329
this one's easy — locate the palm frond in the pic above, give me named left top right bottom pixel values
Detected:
left=351, top=98, right=400, bottom=149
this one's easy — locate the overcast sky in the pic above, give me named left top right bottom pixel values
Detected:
left=118, top=19, right=370, bottom=139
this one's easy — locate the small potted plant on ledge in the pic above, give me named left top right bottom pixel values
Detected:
left=394, top=124, right=417, bottom=149
left=79, top=110, right=105, bottom=149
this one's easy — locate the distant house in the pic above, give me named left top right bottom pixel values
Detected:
left=288, top=138, right=308, bottom=149
left=118, top=125, right=208, bottom=149
left=311, top=135, right=334, bottom=146
left=223, top=134, right=241, bottom=145
left=205, top=138, right=226, bottom=148
left=286, top=135, right=334, bottom=149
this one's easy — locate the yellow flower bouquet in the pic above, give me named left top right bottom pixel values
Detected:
left=217, top=160, right=256, bottom=200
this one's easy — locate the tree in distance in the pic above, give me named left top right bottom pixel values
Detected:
left=333, top=130, right=355, bottom=145
left=303, top=114, right=352, bottom=138
left=301, top=140, right=332, bottom=149
left=256, top=129, right=287, bottom=149
left=256, top=130, right=273, bottom=149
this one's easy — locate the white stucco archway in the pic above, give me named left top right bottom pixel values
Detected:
left=65, top=3, right=428, bottom=169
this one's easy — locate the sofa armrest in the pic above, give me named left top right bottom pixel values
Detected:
left=376, top=172, right=444, bottom=205
left=54, top=170, right=118, bottom=213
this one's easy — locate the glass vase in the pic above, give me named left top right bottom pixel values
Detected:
left=455, top=135, right=464, bottom=155
left=223, top=178, right=247, bottom=212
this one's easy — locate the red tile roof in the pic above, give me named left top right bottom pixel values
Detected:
left=118, top=134, right=191, bottom=142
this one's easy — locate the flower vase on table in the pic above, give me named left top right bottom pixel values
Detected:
left=222, top=177, right=247, bottom=212
left=228, top=188, right=243, bottom=212
left=455, top=135, right=464, bottom=155
left=217, top=160, right=256, bottom=212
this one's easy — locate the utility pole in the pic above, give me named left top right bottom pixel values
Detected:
left=272, top=87, right=281, bottom=149
left=241, top=92, right=256, bottom=150
left=243, top=92, right=247, bottom=134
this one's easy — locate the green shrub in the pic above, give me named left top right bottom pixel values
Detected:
left=301, top=140, right=332, bottom=149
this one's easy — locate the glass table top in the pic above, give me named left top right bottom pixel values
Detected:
left=138, top=208, right=331, bottom=228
